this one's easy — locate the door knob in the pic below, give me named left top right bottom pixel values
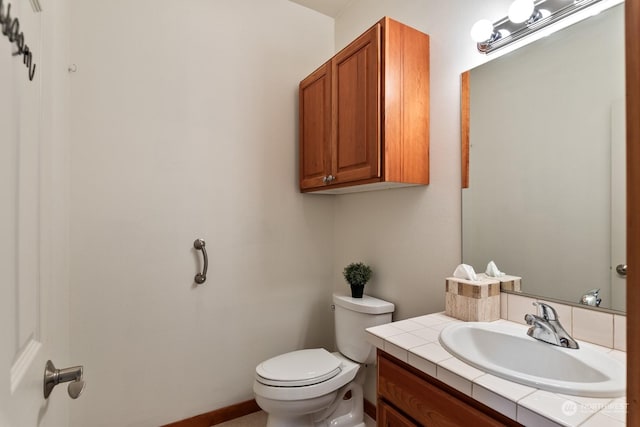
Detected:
left=44, top=360, right=85, bottom=399
left=616, top=264, right=627, bottom=277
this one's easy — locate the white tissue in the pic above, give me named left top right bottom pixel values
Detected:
left=485, top=260, right=505, bottom=277
left=453, top=264, right=478, bottom=281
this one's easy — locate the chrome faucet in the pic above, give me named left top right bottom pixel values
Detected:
left=579, top=288, right=602, bottom=307
left=524, top=302, right=579, bottom=349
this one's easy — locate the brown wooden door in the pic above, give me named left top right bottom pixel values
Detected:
left=332, top=23, right=380, bottom=185
left=299, top=61, right=331, bottom=190
left=378, top=400, right=419, bottom=427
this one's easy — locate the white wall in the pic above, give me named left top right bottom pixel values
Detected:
left=68, top=1, right=335, bottom=425
left=66, top=0, right=611, bottom=424
left=332, top=0, right=513, bottom=403
left=41, top=0, right=73, bottom=425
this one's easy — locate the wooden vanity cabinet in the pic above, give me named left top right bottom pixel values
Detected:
left=299, top=17, right=429, bottom=193
left=376, top=350, right=521, bottom=427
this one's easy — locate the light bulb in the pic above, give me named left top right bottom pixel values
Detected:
left=508, top=0, right=535, bottom=23
left=470, top=19, right=495, bottom=43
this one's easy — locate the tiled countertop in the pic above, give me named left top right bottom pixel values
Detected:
left=366, top=312, right=627, bottom=427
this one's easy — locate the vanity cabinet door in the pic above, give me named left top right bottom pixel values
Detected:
left=378, top=400, right=419, bottom=427
left=377, top=351, right=520, bottom=427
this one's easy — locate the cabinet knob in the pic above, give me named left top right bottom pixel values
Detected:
left=322, top=175, right=336, bottom=184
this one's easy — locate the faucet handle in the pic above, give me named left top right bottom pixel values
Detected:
left=533, top=302, right=558, bottom=321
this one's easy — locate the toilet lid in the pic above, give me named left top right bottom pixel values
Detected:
left=255, top=348, right=341, bottom=387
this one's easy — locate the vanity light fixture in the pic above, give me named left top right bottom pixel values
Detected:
left=471, top=0, right=620, bottom=54
left=508, top=0, right=535, bottom=23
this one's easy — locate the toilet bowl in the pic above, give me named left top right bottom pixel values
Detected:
left=253, top=294, right=394, bottom=427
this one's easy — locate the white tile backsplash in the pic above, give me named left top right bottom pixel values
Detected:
left=499, top=293, right=625, bottom=352
left=500, top=293, right=508, bottom=319
left=572, top=307, right=614, bottom=348
left=506, top=293, right=537, bottom=324
left=614, top=315, right=626, bottom=351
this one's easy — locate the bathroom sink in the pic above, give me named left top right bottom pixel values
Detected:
left=439, top=322, right=625, bottom=397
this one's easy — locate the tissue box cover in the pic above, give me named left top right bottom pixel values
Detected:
left=497, top=275, right=521, bottom=292
left=477, top=273, right=522, bottom=292
left=445, top=277, right=500, bottom=321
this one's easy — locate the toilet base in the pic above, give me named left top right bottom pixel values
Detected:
left=260, top=381, right=365, bottom=427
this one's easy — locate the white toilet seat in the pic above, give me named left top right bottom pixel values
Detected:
left=253, top=351, right=359, bottom=401
left=256, top=348, right=342, bottom=387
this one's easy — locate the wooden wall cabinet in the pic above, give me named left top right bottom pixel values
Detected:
left=376, top=350, right=521, bottom=426
left=299, top=17, right=430, bottom=193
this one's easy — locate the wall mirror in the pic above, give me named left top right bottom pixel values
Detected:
left=461, top=3, right=625, bottom=312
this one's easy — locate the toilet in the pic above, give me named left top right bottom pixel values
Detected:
left=253, top=293, right=394, bottom=427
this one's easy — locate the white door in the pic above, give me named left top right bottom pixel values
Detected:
left=611, top=100, right=626, bottom=312
left=1, top=1, right=71, bottom=426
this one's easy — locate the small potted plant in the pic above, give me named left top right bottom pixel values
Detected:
left=343, top=262, right=372, bottom=298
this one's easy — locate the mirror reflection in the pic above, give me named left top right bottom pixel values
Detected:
left=462, top=4, right=625, bottom=312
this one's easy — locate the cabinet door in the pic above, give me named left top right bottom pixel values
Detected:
left=299, top=62, right=331, bottom=190
left=378, top=354, right=513, bottom=426
left=332, top=23, right=380, bottom=184
left=378, top=400, right=419, bottom=427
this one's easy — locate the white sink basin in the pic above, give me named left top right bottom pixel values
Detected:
left=439, top=321, right=625, bottom=397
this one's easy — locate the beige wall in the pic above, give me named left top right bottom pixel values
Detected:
left=68, top=1, right=335, bottom=426
left=64, top=0, right=584, bottom=424
left=331, top=0, right=512, bottom=402
left=333, top=0, right=512, bottom=321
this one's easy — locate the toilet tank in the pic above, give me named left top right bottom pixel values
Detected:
left=333, top=294, right=394, bottom=364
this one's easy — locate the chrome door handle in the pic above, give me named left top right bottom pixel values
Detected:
left=44, top=360, right=85, bottom=399
left=194, top=239, right=208, bottom=284
left=616, top=264, right=627, bottom=277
